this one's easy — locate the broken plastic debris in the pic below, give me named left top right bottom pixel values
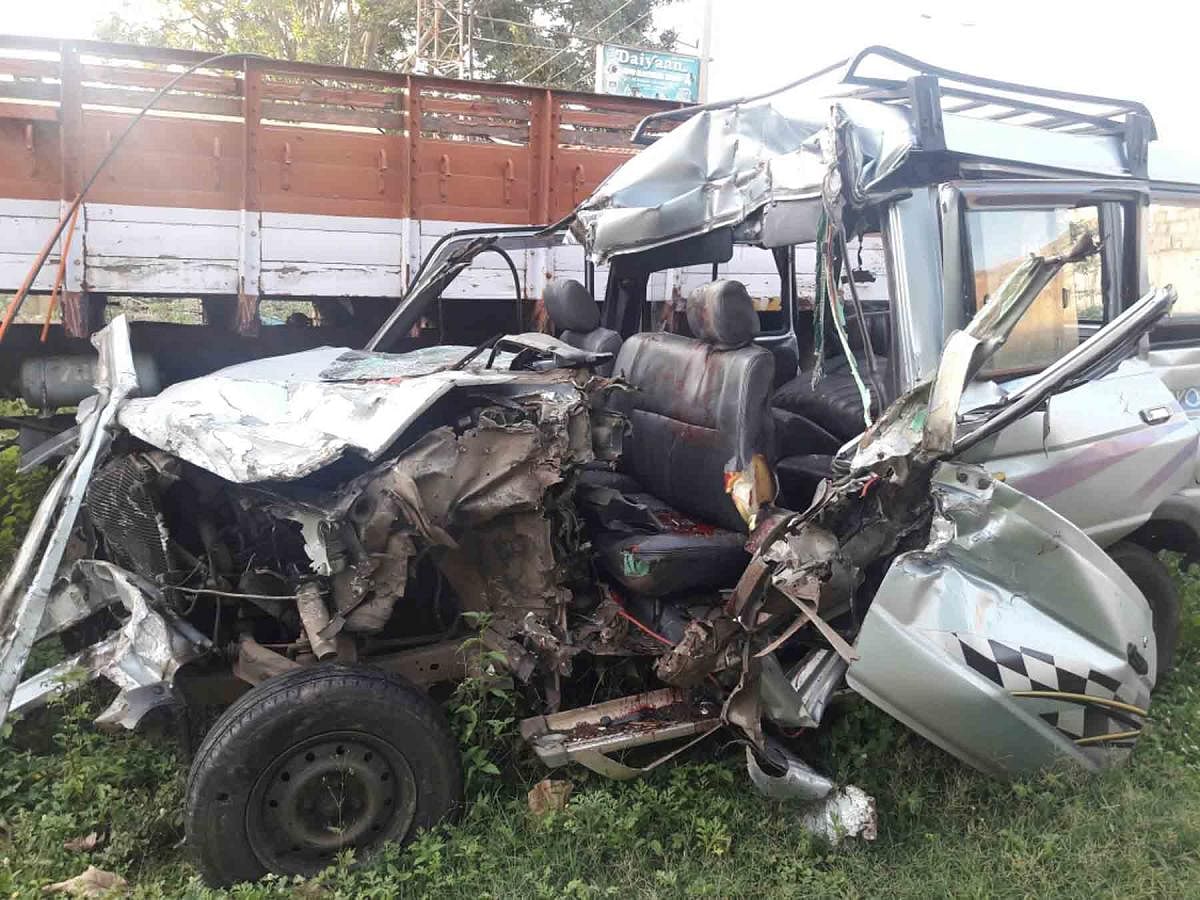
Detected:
left=799, top=785, right=878, bottom=844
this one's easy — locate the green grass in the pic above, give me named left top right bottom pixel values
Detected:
left=3, top=565, right=1199, bottom=899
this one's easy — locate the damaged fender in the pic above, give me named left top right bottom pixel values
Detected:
left=11, top=560, right=210, bottom=730
left=0, top=317, right=139, bottom=726
left=847, top=462, right=1155, bottom=777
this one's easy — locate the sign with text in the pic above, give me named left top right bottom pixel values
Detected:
left=594, top=44, right=700, bottom=103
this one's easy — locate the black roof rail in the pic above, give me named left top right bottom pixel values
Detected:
left=630, top=46, right=1156, bottom=174
left=839, top=46, right=1155, bottom=136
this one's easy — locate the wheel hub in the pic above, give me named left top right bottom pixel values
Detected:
left=246, top=731, right=417, bottom=874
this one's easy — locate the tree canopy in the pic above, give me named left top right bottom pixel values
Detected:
left=97, top=0, right=680, bottom=90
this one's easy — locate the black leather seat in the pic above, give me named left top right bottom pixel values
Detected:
left=770, top=300, right=893, bottom=508
left=773, top=362, right=884, bottom=441
left=771, top=362, right=885, bottom=507
left=583, top=279, right=775, bottom=597
left=543, top=278, right=622, bottom=376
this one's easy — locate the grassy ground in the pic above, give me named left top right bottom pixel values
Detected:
left=2, top=561, right=1199, bottom=900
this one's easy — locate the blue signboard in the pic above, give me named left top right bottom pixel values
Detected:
left=594, top=43, right=701, bottom=103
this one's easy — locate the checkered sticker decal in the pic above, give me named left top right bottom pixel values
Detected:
left=933, top=631, right=1139, bottom=742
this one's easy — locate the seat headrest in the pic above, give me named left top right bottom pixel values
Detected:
left=686, top=279, right=760, bottom=349
left=544, top=278, right=599, bottom=333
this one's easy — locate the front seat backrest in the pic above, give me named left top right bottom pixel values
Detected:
left=611, top=279, right=775, bottom=533
left=543, top=278, right=621, bottom=375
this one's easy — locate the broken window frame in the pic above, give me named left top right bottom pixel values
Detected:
left=939, top=180, right=1145, bottom=381
left=1142, top=187, right=1200, bottom=349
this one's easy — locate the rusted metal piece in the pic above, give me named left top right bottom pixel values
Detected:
left=521, top=686, right=721, bottom=779
left=654, top=616, right=739, bottom=687
left=502, top=157, right=516, bottom=204
left=295, top=582, right=337, bottom=660
left=233, top=636, right=301, bottom=685
left=370, top=638, right=470, bottom=686
left=280, top=140, right=292, bottom=191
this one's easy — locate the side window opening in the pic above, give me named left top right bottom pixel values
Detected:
left=649, top=245, right=789, bottom=337
left=709, top=244, right=789, bottom=336
left=1147, top=201, right=1200, bottom=316
left=797, top=234, right=891, bottom=370
left=966, top=205, right=1104, bottom=378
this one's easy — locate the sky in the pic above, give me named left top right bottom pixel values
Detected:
left=6, top=0, right=1200, bottom=145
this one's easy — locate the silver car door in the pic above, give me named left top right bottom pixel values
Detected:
left=940, top=181, right=1197, bottom=545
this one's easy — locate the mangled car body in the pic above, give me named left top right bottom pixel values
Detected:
left=1, top=47, right=1193, bottom=885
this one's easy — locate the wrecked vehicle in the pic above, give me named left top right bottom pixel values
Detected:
left=0, top=47, right=1190, bottom=885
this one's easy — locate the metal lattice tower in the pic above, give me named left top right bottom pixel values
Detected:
left=412, top=0, right=474, bottom=79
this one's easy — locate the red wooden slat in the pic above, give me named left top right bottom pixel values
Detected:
left=81, top=63, right=240, bottom=96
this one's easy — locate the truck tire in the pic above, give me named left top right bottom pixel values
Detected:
left=1109, top=541, right=1181, bottom=676
left=185, top=664, right=463, bottom=886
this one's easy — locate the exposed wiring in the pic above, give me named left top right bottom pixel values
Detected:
left=1074, top=729, right=1142, bottom=746
left=472, top=35, right=565, bottom=54
left=858, top=473, right=881, bottom=498
left=1009, top=690, right=1148, bottom=718
left=822, top=217, right=873, bottom=428
left=0, top=50, right=273, bottom=342
left=41, top=204, right=81, bottom=343
left=211, top=590, right=222, bottom=648
left=170, top=585, right=300, bottom=601
left=541, top=9, right=655, bottom=88
left=614, top=605, right=675, bottom=648
left=517, top=0, right=638, bottom=83
left=471, top=10, right=695, bottom=51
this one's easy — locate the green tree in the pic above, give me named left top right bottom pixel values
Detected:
left=96, top=0, right=679, bottom=90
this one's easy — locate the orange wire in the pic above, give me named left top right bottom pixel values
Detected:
left=615, top=606, right=675, bottom=648
left=41, top=204, right=81, bottom=342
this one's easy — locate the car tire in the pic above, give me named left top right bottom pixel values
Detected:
left=1109, top=541, right=1181, bottom=676
left=184, top=664, right=463, bottom=886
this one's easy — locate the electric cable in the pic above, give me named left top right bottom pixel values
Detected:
left=0, top=49, right=273, bottom=342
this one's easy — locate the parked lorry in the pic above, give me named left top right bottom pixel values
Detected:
left=0, top=37, right=875, bottom=446
left=2, top=46, right=1197, bottom=886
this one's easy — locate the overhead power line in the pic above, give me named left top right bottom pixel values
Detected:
left=473, top=11, right=695, bottom=48
left=541, top=8, right=657, bottom=88
left=473, top=34, right=565, bottom=53
left=516, top=0, right=639, bottom=83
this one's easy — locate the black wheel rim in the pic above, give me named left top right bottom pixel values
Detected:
left=246, top=730, right=418, bottom=875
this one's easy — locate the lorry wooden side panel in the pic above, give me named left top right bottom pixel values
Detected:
left=0, top=36, right=680, bottom=335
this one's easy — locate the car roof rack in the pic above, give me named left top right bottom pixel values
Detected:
left=835, top=46, right=1154, bottom=138
left=630, top=45, right=1155, bottom=176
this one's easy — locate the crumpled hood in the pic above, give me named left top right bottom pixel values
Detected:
left=118, top=345, right=534, bottom=484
